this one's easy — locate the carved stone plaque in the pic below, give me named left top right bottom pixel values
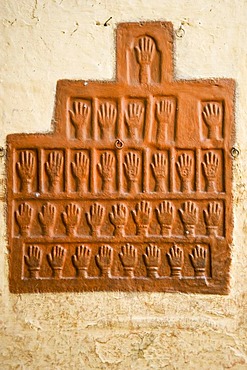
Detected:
left=7, top=22, right=235, bottom=293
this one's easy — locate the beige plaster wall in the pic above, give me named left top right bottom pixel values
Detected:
left=1, top=1, right=247, bottom=368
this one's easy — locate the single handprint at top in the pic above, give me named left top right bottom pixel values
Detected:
left=38, top=202, right=56, bottom=237
left=86, top=203, right=105, bottom=237
left=15, top=202, right=33, bottom=237
left=202, top=151, right=219, bottom=192
left=202, top=102, right=222, bottom=140
left=124, top=152, right=140, bottom=194
left=69, top=101, right=90, bottom=140
left=98, top=102, right=117, bottom=139
left=71, top=152, right=89, bottom=193
left=176, top=153, right=193, bottom=193
left=135, top=36, right=155, bottom=84
left=167, top=245, right=184, bottom=278
left=151, top=153, right=167, bottom=192
left=109, top=203, right=128, bottom=237
left=47, top=245, right=66, bottom=279
left=156, top=99, right=174, bottom=145
left=24, top=245, right=43, bottom=279
left=203, top=201, right=222, bottom=236
left=156, top=201, right=174, bottom=237
left=119, top=243, right=138, bottom=278
left=72, top=245, right=92, bottom=278
left=45, top=151, right=64, bottom=193
left=132, top=200, right=152, bottom=237
left=143, top=244, right=161, bottom=278
left=190, top=245, right=207, bottom=277
left=125, top=103, right=144, bottom=140
left=97, top=152, right=115, bottom=192
left=62, top=203, right=81, bottom=236
left=96, top=245, right=113, bottom=278
left=179, top=201, right=199, bottom=237
left=17, top=150, right=35, bottom=193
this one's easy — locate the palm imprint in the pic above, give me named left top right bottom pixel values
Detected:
left=72, top=245, right=91, bottom=278
left=202, top=151, right=219, bottom=192
left=156, top=99, right=174, bottom=145
left=86, top=203, right=105, bottom=237
left=71, top=152, right=89, bottom=193
left=179, top=201, right=198, bottom=237
left=119, top=243, right=138, bottom=278
left=45, top=151, right=64, bottom=193
left=17, top=150, right=35, bottom=193
left=109, top=203, right=128, bottom=237
left=69, top=101, right=90, bottom=140
left=96, top=245, right=113, bottom=278
left=132, top=201, right=152, bottom=237
left=124, top=152, right=140, bottom=194
left=15, top=202, right=33, bottom=237
left=167, top=245, right=184, bottom=278
left=38, top=202, right=56, bottom=237
left=47, top=245, right=66, bottom=279
left=98, top=102, right=117, bottom=139
left=143, top=244, right=161, bottom=278
left=202, top=102, right=222, bottom=140
left=125, top=103, right=144, bottom=140
left=190, top=245, right=207, bottom=277
left=176, top=153, right=193, bottom=193
left=156, top=201, right=174, bottom=236
left=25, top=245, right=42, bottom=279
left=135, top=36, right=155, bottom=83
left=97, top=152, right=115, bottom=192
left=151, top=153, right=167, bottom=192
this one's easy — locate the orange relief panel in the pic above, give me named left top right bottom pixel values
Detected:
left=7, top=22, right=234, bottom=293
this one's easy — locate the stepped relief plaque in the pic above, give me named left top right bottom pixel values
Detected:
left=7, top=22, right=235, bottom=293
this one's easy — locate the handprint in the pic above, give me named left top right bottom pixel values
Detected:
left=135, top=36, right=155, bottom=83
left=24, top=245, right=42, bottom=278
left=45, top=151, right=63, bottom=193
left=38, top=202, right=56, bottom=237
left=167, top=245, right=184, bottom=278
left=203, top=202, right=222, bottom=236
left=151, top=153, right=167, bottom=192
left=98, top=102, right=117, bottom=139
left=47, top=245, right=66, bottom=278
left=202, top=151, right=219, bottom=192
left=16, top=150, right=35, bottom=193
left=176, top=153, right=193, bottom=193
left=119, top=243, right=138, bottom=278
left=69, top=101, right=90, bottom=140
left=15, top=202, right=33, bottom=237
left=124, top=152, right=140, bottom=194
left=109, top=203, right=128, bottom=237
left=71, top=152, right=89, bottom=193
left=143, top=244, right=161, bottom=278
left=97, top=152, right=115, bottom=192
left=179, top=201, right=198, bottom=237
left=96, top=245, right=113, bottom=278
left=132, top=201, right=152, bottom=236
left=156, top=99, right=174, bottom=145
left=62, top=203, right=81, bottom=236
left=156, top=201, right=174, bottom=236
left=202, top=102, right=221, bottom=140
left=72, top=245, right=91, bottom=278
left=86, top=203, right=105, bottom=237
left=125, top=103, right=144, bottom=140
left=190, top=245, right=207, bottom=277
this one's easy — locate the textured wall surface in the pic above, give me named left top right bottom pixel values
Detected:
left=1, top=1, right=247, bottom=369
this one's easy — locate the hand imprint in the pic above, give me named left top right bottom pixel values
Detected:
left=96, top=245, right=113, bottom=278
left=190, top=245, right=207, bottom=277
left=202, top=102, right=221, bottom=140
left=204, top=201, right=222, bottom=236
left=132, top=201, right=152, bottom=237
left=38, top=202, right=56, bottom=237
left=71, top=152, right=89, bottom=193
left=17, top=150, right=35, bottom=193
left=151, top=153, right=167, bottom=192
left=62, top=203, right=81, bottom=236
left=98, top=102, right=117, bottom=139
left=202, top=151, right=219, bottom=192
left=125, top=103, right=144, bottom=140
left=69, top=101, right=90, bottom=140
left=179, top=201, right=198, bottom=237
left=47, top=245, right=66, bottom=279
left=45, top=151, right=63, bottom=193
left=97, top=152, right=115, bottom=192
left=119, top=243, right=138, bottom=278
left=135, top=36, right=155, bottom=83
left=156, top=201, right=174, bottom=236
left=86, top=203, right=105, bottom=237
left=143, top=244, right=161, bottom=278
left=124, top=152, right=140, bottom=194
left=24, top=245, right=42, bottom=278
left=15, top=202, right=33, bottom=237
left=167, top=245, right=184, bottom=278
left=156, top=99, right=174, bottom=145
left=72, top=245, right=91, bottom=278
left=109, top=203, right=128, bottom=237
left=176, top=153, right=193, bottom=193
